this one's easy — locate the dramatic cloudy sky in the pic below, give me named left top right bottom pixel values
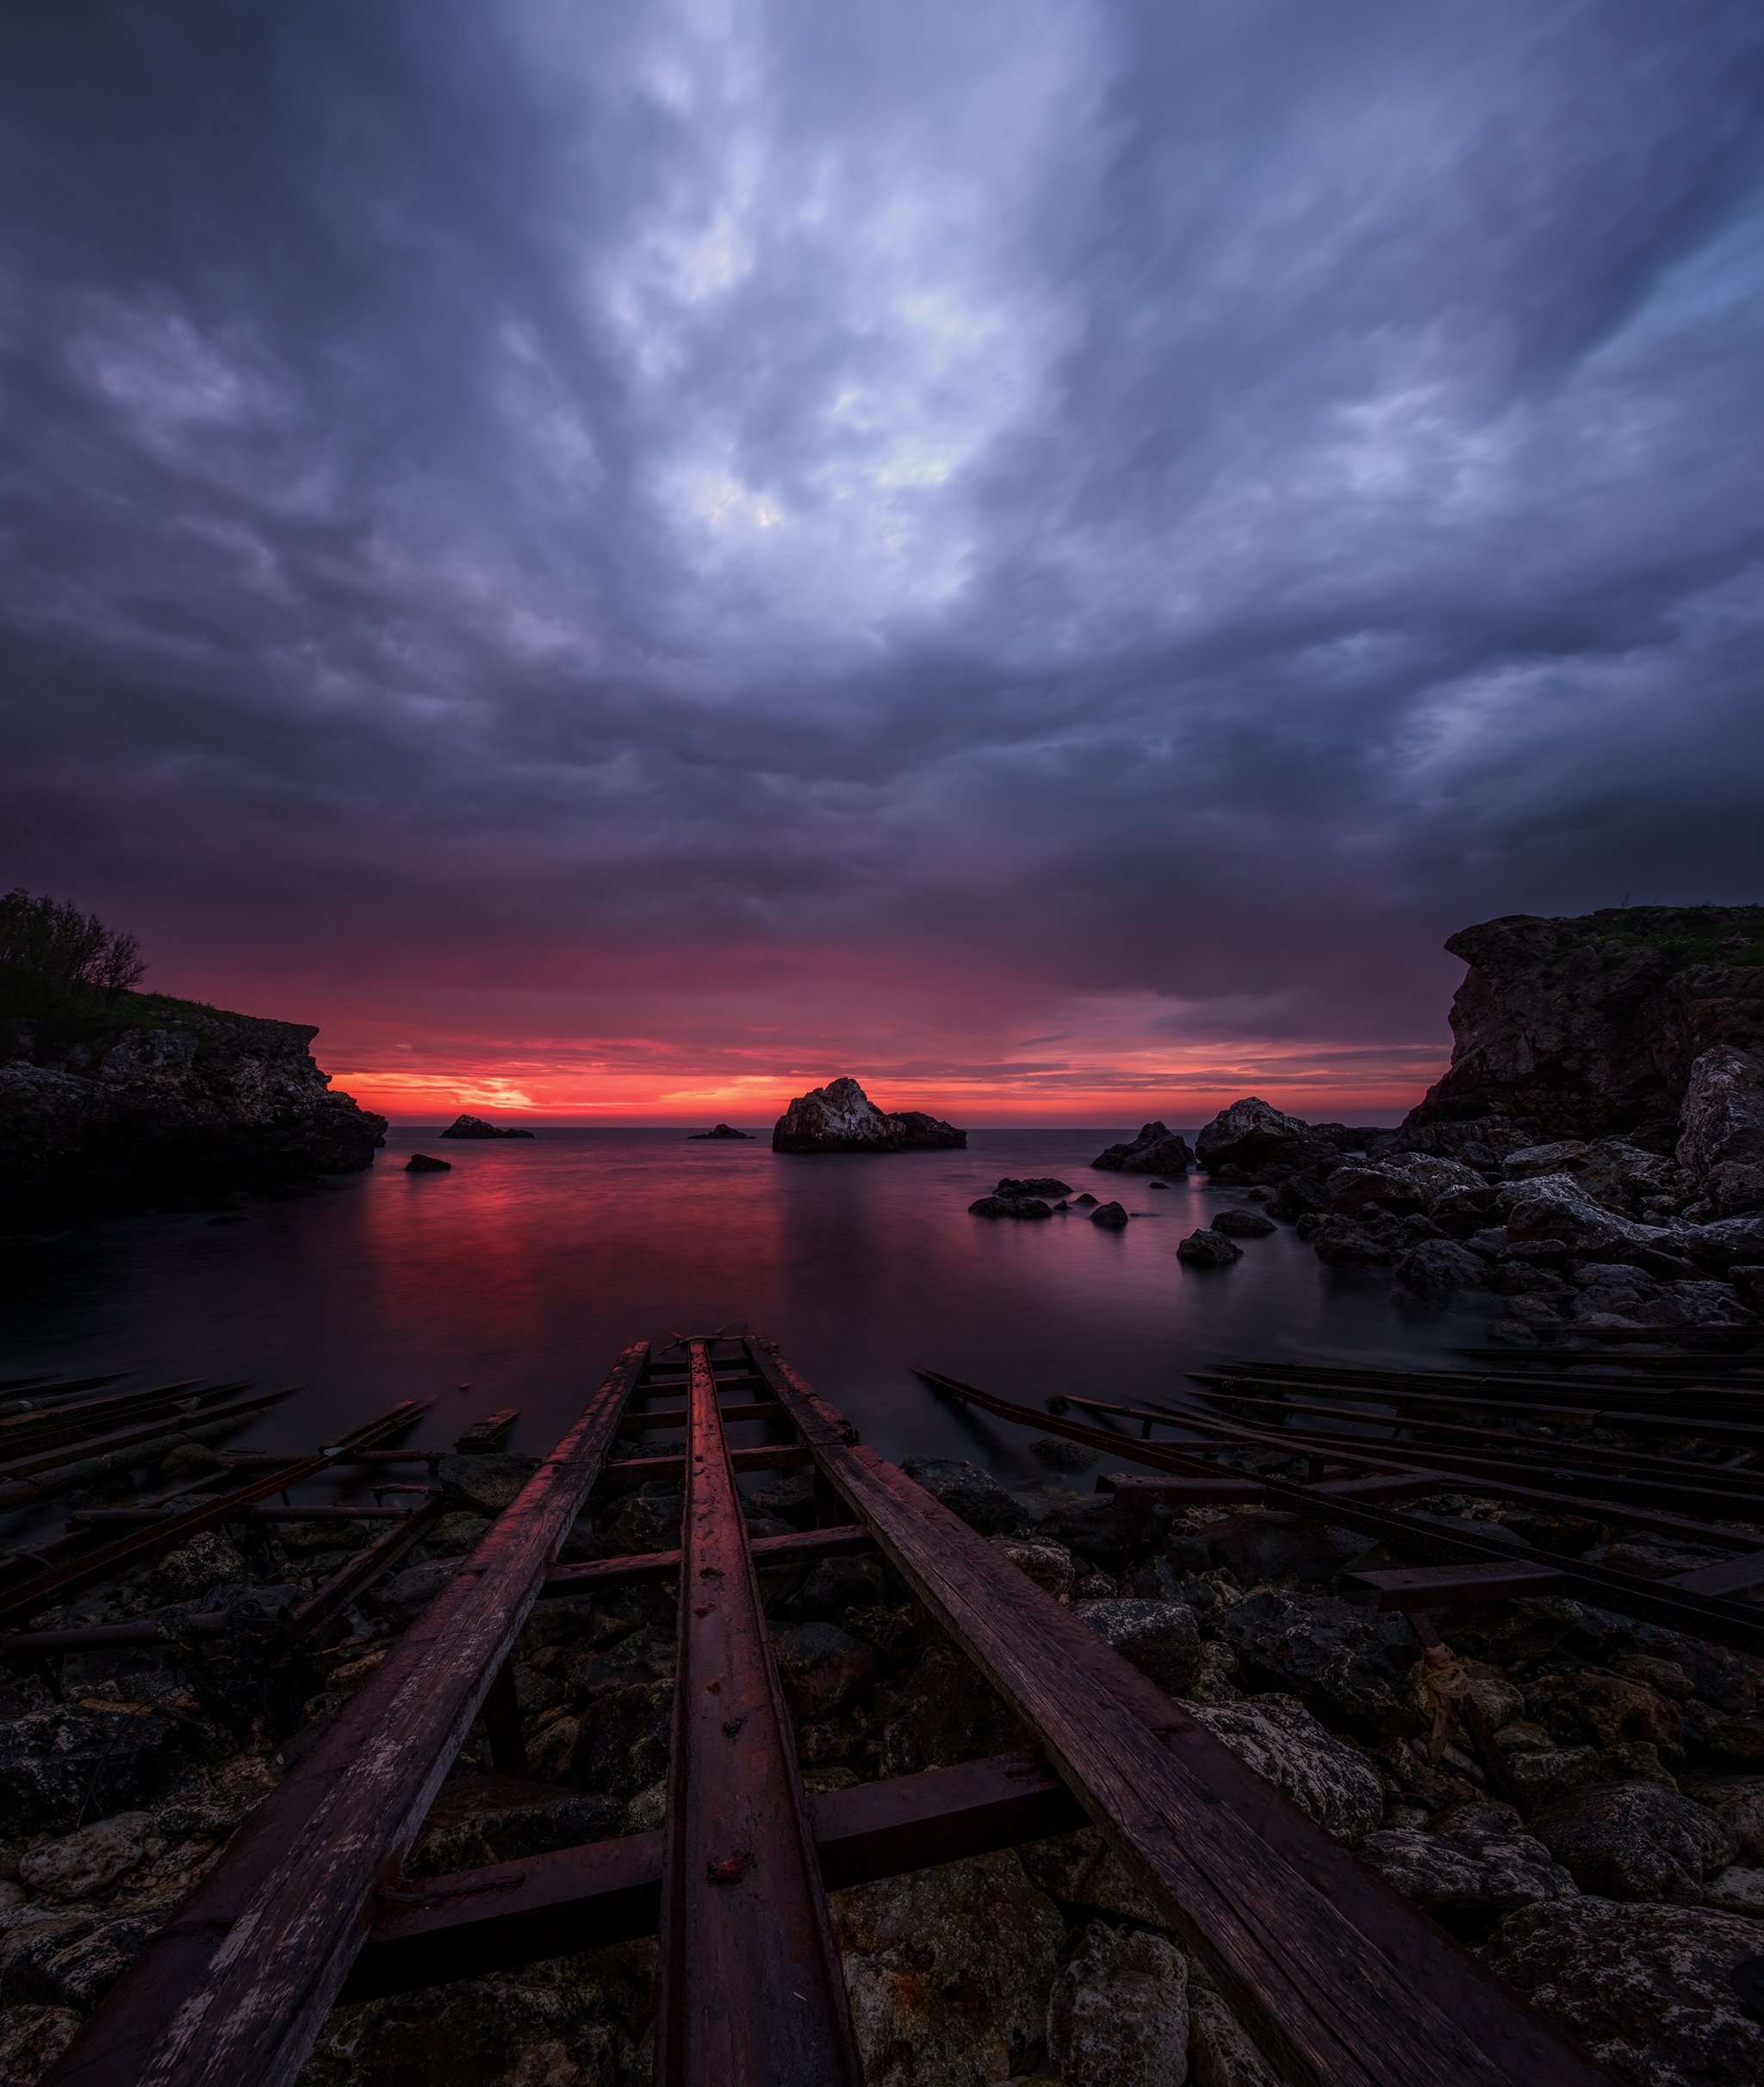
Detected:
left=5, top=3, right=1764, bottom=1121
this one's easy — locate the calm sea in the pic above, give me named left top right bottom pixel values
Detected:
left=1, top=1127, right=1478, bottom=1485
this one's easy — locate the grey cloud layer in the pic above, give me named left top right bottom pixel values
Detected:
left=4, top=0, right=1763, bottom=1055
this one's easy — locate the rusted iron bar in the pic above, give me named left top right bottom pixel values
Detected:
left=0, top=1400, right=427, bottom=1629
left=0, top=1388, right=275, bottom=1483
left=453, top=1409, right=517, bottom=1454
left=1672, top=1549, right=1764, bottom=1597
left=286, top=1503, right=444, bottom=1643
left=1347, top=1562, right=1570, bottom=1610
left=655, top=1339, right=861, bottom=2085
left=0, top=1390, right=296, bottom=1515
left=346, top=1748, right=1085, bottom=2002
left=45, top=1344, right=650, bottom=2087
left=212, top=1450, right=432, bottom=1469
left=756, top=1343, right=1609, bottom=2087
left=65, top=1500, right=433, bottom=1528
left=540, top=1523, right=874, bottom=1599
left=0, top=1379, right=217, bottom=1457
left=1207, top=1356, right=1762, bottom=1401
left=916, top=1368, right=1764, bottom=1659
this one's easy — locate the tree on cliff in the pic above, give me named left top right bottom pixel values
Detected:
left=0, top=887, right=146, bottom=1013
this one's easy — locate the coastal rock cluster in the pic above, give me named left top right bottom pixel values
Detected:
left=6, top=1429, right=1761, bottom=2084
left=0, top=999, right=385, bottom=1222
left=438, top=1115, right=535, bottom=1140
left=773, top=1076, right=966, bottom=1153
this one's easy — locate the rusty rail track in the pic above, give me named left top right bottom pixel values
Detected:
left=38, top=1335, right=1620, bottom=2087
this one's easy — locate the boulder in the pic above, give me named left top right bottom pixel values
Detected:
left=872, top=1638, right=1023, bottom=1776
left=1681, top=1775, right=1764, bottom=1861
left=1500, top=1173, right=1675, bottom=1258
left=0, top=2009, right=82, bottom=2082
left=1484, top=1898, right=1764, bottom=2087
left=16, top=1812, right=154, bottom=1904
left=1530, top=1780, right=1736, bottom=1902
left=402, top=1152, right=450, bottom=1172
left=435, top=1452, right=537, bottom=1518
left=0, top=1708, right=177, bottom=1831
left=1359, top=1805, right=1576, bottom=1936
left=969, top=1194, right=1053, bottom=1218
left=997, top=1176, right=1073, bottom=1196
left=1092, top=1123, right=1195, bottom=1175
left=1210, top=1208, right=1276, bottom=1238
left=900, top=1457, right=1030, bottom=1537
left=992, top=1535, right=1078, bottom=1601
left=1676, top=1214, right=1764, bottom=1270
left=1205, top=1515, right=1375, bottom=1589
left=1394, top=1238, right=1485, bottom=1302
left=768, top=1622, right=879, bottom=1720
left=1187, top=1986, right=1282, bottom=2087
left=1305, top=1217, right=1394, bottom=1265
left=1196, top=1097, right=1331, bottom=1176
left=1217, top=1592, right=1420, bottom=1736
left=1177, top=1227, right=1240, bottom=1266
left=1073, top=1599, right=1202, bottom=1694
left=1678, top=1045, right=1764, bottom=1188
left=1045, top=1494, right=1142, bottom=1567
left=1186, top=1695, right=1385, bottom=1845
left=687, top=1121, right=752, bottom=1139
left=1090, top=1201, right=1130, bottom=1229
left=772, top=1077, right=964, bottom=1152
left=1047, top=1921, right=1189, bottom=2087
left=829, top=1852, right=1064, bottom=2087
left=437, top=1114, right=534, bottom=1138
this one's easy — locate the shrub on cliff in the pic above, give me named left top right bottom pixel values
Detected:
left=0, top=887, right=146, bottom=1016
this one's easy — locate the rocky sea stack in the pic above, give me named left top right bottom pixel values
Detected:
left=438, top=1114, right=535, bottom=1140
left=688, top=1122, right=752, bottom=1140
left=772, top=1076, right=965, bottom=1153
left=0, top=993, right=386, bottom=1223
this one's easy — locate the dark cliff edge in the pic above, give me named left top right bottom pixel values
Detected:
left=0, top=987, right=387, bottom=1223
left=1407, top=904, right=1764, bottom=1140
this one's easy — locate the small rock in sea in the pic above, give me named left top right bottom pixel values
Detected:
left=969, top=1194, right=1053, bottom=1219
left=997, top=1175, right=1072, bottom=1196
left=1090, top=1201, right=1129, bottom=1228
left=1053, top=1200, right=1071, bottom=1211
left=1211, top=1207, right=1276, bottom=1237
left=1177, top=1227, right=1240, bottom=1265
left=1090, top=1122, right=1196, bottom=1176
left=688, top=1122, right=753, bottom=1139
left=1073, top=1191, right=1099, bottom=1206
left=1030, top=1435, right=1097, bottom=1472
left=1147, top=1178, right=1170, bottom=1188
left=405, top=1152, right=451, bottom=1172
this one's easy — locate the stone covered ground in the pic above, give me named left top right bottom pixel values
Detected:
left=3, top=1429, right=1764, bottom=2086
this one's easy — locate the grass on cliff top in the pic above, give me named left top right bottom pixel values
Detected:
left=0, top=978, right=230, bottom=1059
left=1575, top=904, right=1764, bottom=968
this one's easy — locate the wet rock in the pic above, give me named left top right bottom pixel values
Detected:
left=1045, top=1494, right=1140, bottom=1568
left=777, top=1556, right=891, bottom=1622
left=969, top=1193, right=1053, bottom=1218
left=1484, top=1898, right=1764, bottom=2087
left=434, top=1452, right=537, bottom=1518
left=1325, top=1161, right=1432, bottom=1217
left=1029, top=1435, right=1097, bottom=1473
left=1210, top=1208, right=1276, bottom=1238
left=992, top=1536, right=1078, bottom=1602
left=1047, top=1921, right=1189, bottom=2087
left=901, top=1458, right=1031, bottom=1537
left=1677, top=1045, right=1764, bottom=1190
left=0, top=1707, right=177, bottom=1832
left=769, top=1622, right=878, bottom=1720
left=1177, top=1227, right=1239, bottom=1266
left=1186, top=1695, right=1384, bottom=1845
left=772, top=1076, right=964, bottom=1152
left=1676, top=1213, right=1764, bottom=1270
left=1359, top=1804, right=1576, bottom=1937
left=1091, top=1123, right=1196, bottom=1176
left=402, top=1152, right=451, bottom=1172
left=1531, top=1780, right=1736, bottom=1902
left=1681, top=1775, right=1764, bottom=1861
left=1267, top=1172, right=1329, bottom=1222
left=1187, top=1985, right=1281, bottom=2087
left=1217, top=1592, right=1420, bottom=1736
left=1073, top=1191, right=1099, bottom=1206
left=1444, top=1595, right=1584, bottom=1666
left=997, top=1176, right=1074, bottom=1196
left=1073, top=1599, right=1202, bottom=1694
left=151, top=1528, right=248, bottom=1605
left=16, top=1812, right=153, bottom=1904
left=1016, top=1826, right=1168, bottom=1923
left=1394, top=1238, right=1486, bottom=1301
left=0, top=2006, right=82, bottom=2082
left=0, top=1907, right=162, bottom=2010
left=1196, top=1098, right=1330, bottom=1177
left=1091, top=1201, right=1130, bottom=1229
left=829, top=1851, right=1064, bottom=2087
left=1525, top=1670, right=1686, bottom=1759
left=873, top=1638, right=1022, bottom=1777
left=1500, top=1173, right=1676, bottom=1259
left=407, top=1781, right=622, bottom=1877
left=1306, top=1217, right=1394, bottom=1265
left=369, top=1561, right=455, bottom=1626
left=421, top=1510, right=492, bottom=1557
left=560, top=1680, right=673, bottom=1801
left=1204, top=1515, right=1375, bottom=1590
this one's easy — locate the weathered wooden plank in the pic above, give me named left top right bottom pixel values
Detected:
left=767, top=1354, right=1615, bottom=2087
left=1345, top=1562, right=1569, bottom=1609
left=1096, top=1472, right=1267, bottom=1504
left=619, top=1401, right=778, bottom=1432
left=1671, top=1549, right=1764, bottom=1598
left=44, top=1345, right=650, bottom=2087
left=346, top=1749, right=1085, bottom=2001
left=539, top=1523, right=874, bottom=1598
left=603, top=1443, right=811, bottom=1482
left=655, top=1341, right=861, bottom=2086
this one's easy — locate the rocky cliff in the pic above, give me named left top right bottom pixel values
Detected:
left=1408, top=905, right=1764, bottom=1140
left=773, top=1077, right=966, bottom=1152
left=0, top=992, right=386, bottom=1220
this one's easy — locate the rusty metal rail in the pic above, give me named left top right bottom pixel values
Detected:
left=44, top=1337, right=1618, bottom=2087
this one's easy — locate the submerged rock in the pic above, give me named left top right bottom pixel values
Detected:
left=1177, top=1227, right=1240, bottom=1266
left=1091, top=1122, right=1195, bottom=1175
left=1210, top=1207, right=1275, bottom=1238
left=969, top=1194, right=1053, bottom=1219
left=403, top=1152, right=450, bottom=1172
left=1090, top=1201, right=1130, bottom=1229
left=997, top=1175, right=1073, bottom=1196
left=772, top=1076, right=965, bottom=1152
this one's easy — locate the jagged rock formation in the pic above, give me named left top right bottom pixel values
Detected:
left=688, top=1123, right=752, bottom=1140
left=1090, top=1122, right=1194, bottom=1175
left=1409, top=905, right=1764, bottom=1140
left=0, top=996, right=385, bottom=1221
left=772, top=1077, right=965, bottom=1152
left=438, top=1114, right=535, bottom=1140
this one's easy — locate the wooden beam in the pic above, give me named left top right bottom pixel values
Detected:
left=654, top=1342, right=861, bottom=2086
left=44, top=1345, right=651, bottom=2087
left=1345, top=1562, right=1569, bottom=1611
left=540, top=1523, right=874, bottom=1598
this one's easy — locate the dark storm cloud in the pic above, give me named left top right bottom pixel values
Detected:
left=4, top=0, right=1764, bottom=1088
